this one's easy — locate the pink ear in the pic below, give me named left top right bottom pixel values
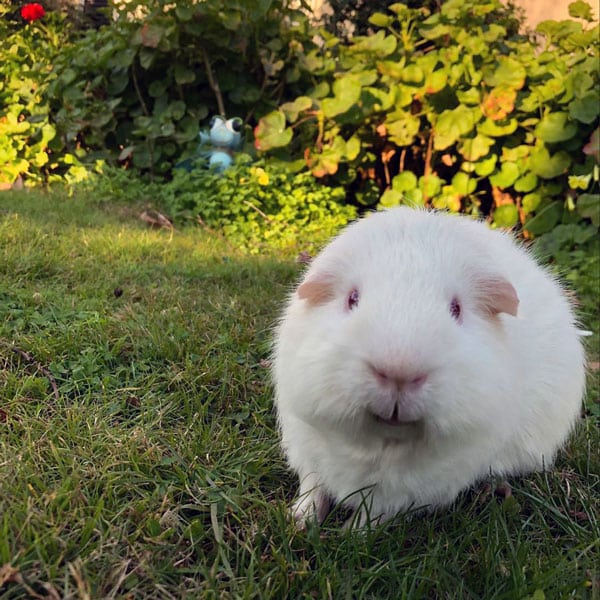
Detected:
left=297, top=273, right=336, bottom=306
left=476, top=277, right=519, bottom=317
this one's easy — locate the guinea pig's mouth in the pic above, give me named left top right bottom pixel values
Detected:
left=368, top=404, right=423, bottom=428
left=373, top=414, right=422, bottom=428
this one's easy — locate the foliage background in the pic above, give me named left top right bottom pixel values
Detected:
left=1, top=0, right=598, bottom=242
left=256, top=0, right=600, bottom=234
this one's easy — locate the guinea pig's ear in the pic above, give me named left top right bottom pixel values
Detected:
left=475, top=276, right=519, bottom=317
left=297, top=272, right=336, bottom=306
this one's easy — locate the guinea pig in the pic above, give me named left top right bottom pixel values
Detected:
left=272, top=207, right=586, bottom=528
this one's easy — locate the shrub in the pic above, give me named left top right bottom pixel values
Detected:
left=157, top=159, right=357, bottom=252
left=0, top=2, right=89, bottom=186
left=255, top=0, right=600, bottom=234
left=47, top=0, right=318, bottom=178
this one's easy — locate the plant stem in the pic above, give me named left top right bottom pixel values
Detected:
left=202, top=51, right=226, bottom=117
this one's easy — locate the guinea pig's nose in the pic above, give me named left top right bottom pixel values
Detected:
left=369, top=364, right=428, bottom=391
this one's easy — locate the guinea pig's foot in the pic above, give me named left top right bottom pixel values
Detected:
left=478, top=480, right=513, bottom=501
left=494, top=481, right=512, bottom=499
left=291, top=488, right=331, bottom=529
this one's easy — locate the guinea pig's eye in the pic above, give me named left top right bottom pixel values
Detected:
left=449, top=296, right=461, bottom=321
left=346, top=288, right=359, bottom=311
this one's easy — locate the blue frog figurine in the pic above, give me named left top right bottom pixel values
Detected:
left=201, top=115, right=243, bottom=172
left=176, top=115, right=244, bottom=173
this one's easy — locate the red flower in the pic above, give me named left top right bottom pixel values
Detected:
left=20, top=3, right=46, bottom=22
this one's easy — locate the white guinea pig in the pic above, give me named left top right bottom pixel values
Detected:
left=272, top=207, right=586, bottom=527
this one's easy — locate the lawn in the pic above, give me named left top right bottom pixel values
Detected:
left=0, top=188, right=598, bottom=599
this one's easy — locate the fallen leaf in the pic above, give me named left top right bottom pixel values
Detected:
left=296, top=251, right=312, bottom=264
left=139, top=209, right=173, bottom=229
left=0, top=564, right=21, bottom=587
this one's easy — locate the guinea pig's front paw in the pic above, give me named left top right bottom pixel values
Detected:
left=291, top=488, right=331, bottom=529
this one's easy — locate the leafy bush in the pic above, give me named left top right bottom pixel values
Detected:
left=256, top=0, right=600, bottom=233
left=0, top=2, right=89, bottom=186
left=82, top=160, right=356, bottom=252
left=47, top=0, right=318, bottom=177
left=159, top=160, right=357, bottom=252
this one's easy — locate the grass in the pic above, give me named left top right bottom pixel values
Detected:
left=0, top=188, right=598, bottom=599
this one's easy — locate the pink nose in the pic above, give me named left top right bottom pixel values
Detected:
left=369, top=364, right=428, bottom=390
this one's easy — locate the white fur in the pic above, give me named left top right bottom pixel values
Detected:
left=272, top=208, right=586, bottom=526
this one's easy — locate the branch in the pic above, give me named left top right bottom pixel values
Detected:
left=242, top=200, right=274, bottom=223
left=422, top=131, right=434, bottom=205
left=202, top=51, right=226, bottom=118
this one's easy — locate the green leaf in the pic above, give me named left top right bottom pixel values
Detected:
left=167, top=101, right=186, bottom=121
left=569, top=0, right=595, bottom=20
left=379, top=188, right=403, bottom=207
left=377, top=60, right=407, bottom=79
left=514, top=172, right=538, bottom=192
left=280, top=96, right=312, bottom=122
left=569, top=93, right=600, bottom=124
left=451, top=172, right=477, bottom=196
left=369, top=13, right=393, bottom=27
left=457, top=88, right=481, bottom=106
left=346, top=136, right=361, bottom=160
left=401, top=65, right=424, bottom=86
left=174, top=63, right=196, bottom=85
left=175, top=4, right=195, bottom=20
left=106, top=69, right=130, bottom=95
left=524, top=202, right=563, bottom=234
left=522, top=192, right=542, bottom=214
left=321, top=75, right=362, bottom=118
left=478, top=118, right=518, bottom=137
left=424, top=70, right=448, bottom=94
left=148, top=80, right=168, bottom=98
left=351, top=30, right=397, bottom=56
left=493, top=204, right=519, bottom=227
left=139, top=48, right=155, bottom=70
left=459, top=134, right=494, bottom=161
left=529, top=145, right=572, bottom=178
left=534, top=112, right=577, bottom=143
left=419, top=174, right=442, bottom=198
left=221, top=10, right=242, bottom=30
left=490, top=162, right=520, bottom=188
left=577, top=193, right=600, bottom=225
left=419, top=23, right=451, bottom=40
left=386, top=113, right=420, bottom=146
left=434, top=105, right=480, bottom=150
left=483, top=57, right=526, bottom=89
left=474, top=155, right=497, bottom=176
left=132, top=144, right=153, bottom=169
left=392, top=171, right=418, bottom=192
left=254, top=111, right=293, bottom=151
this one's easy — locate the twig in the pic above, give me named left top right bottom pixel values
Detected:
left=4, top=343, right=60, bottom=401
left=131, top=61, right=149, bottom=117
left=242, top=200, right=274, bottom=224
left=422, top=131, right=434, bottom=205
left=131, top=61, right=155, bottom=178
left=202, top=51, right=226, bottom=118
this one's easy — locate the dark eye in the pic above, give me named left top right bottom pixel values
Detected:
left=229, top=117, right=243, bottom=132
left=449, top=297, right=461, bottom=321
left=347, top=288, right=359, bottom=311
